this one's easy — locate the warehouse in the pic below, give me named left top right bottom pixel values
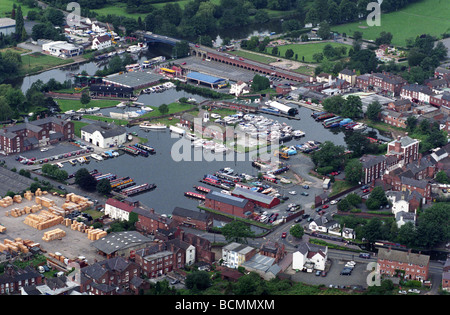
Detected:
left=204, top=191, right=254, bottom=218
left=102, top=71, right=163, bottom=90
left=89, top=85, right=133, bottom=99
left=266, top=100, right=298, bottom=116
left=0, top=18, right=16, bottom=36
left=231, top=186, right=280, bottom=209
left=186, top=71, right=227, bottom=89
left=91, top=231, right=153, bottom=259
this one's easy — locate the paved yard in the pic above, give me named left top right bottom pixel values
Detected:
left=0, top=193, right=103, bottom=264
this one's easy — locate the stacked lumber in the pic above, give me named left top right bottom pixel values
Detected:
left=71, top=220, right=87, bottom=233
left=24, top=210, right=63, bottom=230
left=87, top=228, right=107, bottom=240
left=2, top=239, right=29, bottom=253
left=35, top=196, right=55, bottom=208
left=42, top=228, right=66, bottom=242
left=0, top=225, right=6, bottom=233
left=64, top=193, right=94, bottom=211
left=9, top=208, right=25, bottom=217
left=24, top=191, right=34, bottom=201
left=48, top=206, right=67, bottom=217
left=13, top=195, right=22, bottom=203
left=0, top=197, right=13, bottom=208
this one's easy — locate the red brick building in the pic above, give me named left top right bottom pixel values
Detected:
left=80, top=257, right=141, bottom=295
left=0, top=266, right=43, bottom=295
left=377, top=248, right=430, bottom=282
left=171, top=207, right=213, bottom=231
left=387, top=135, right=420, bottom=165
left=134, top=243, right=179, bottom=279
left=360, top=154, right=387, bottom=185
left=133, top=207, right=175, bottom=235
left=231, top=186, right=280, bottom=209
left=0, top=117, right=74, bottom=155
left=356, top=72, right=406, bottom=96
left=205, top=190, right=254, bottom=218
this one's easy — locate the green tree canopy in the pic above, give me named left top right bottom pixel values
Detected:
left=221, top=220, right=255, bottom=244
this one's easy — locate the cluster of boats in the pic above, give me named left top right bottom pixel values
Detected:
left=140, top=82, right=176, bottom=94
left=89, top=170, right=155, bottom=196
left=220, top=113, right=305, bottom=143
left=312, top=111, right=367, bottom=130
left=120, top=143, right=155, bottom=157
left=191, top=138, right=229, bottom=153
left=65, top=107, right=101, bottom=115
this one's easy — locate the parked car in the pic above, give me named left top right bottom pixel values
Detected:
left=398, top=290, right=407, bottom=295
left=301, top=192, right=309, bottom=196
left=321, top=271, right=327, bottom=277
left=359, top=253, right=371, bottom=259
left=322, top=204, right=329, bottom=209
left=363, top=189, right=370, bottom=193
left=330, top=200, right=337, bottom=205
left=315, top=270, right=321, bottom=276
left=281, top=232, right=287, bottom=239
left=408, top=289, right=420, bottom=294
left=340, top=269, right=352, bottom=276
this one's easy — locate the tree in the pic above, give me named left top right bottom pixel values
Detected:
left=15, top=6, right=26, bottom=42
left=317, top=21, right=331, bottom=40
left=415, top=203, right=450, bottom=249
left=375, top=32, right=393, bottom=46
left=80, top=92, right=91, bottom=108
left=251, top=74, right=270, bottom=92
left=185, top=271, right=211, bottom=291
left=312, top=52, right=324, bottom=63
left=271, top=46, right=278, bottom=56
left=346, top=193, right=362, bottom=207
left=435, top=171, right=450, bottom=184
left=341, top=95, right=363, bottom=119
left=74, top=168, right=97, bottom=191
left=311, top=141, right=347, bottom=171
left=158, top=104, right=169, bottom=115
left=366, top=101, right=382, bottom=121
left=337, top=198, right=351, bottom=211
left=0, top=96, right=14, bottom=121
left=221, top=220, right=255, bottom=244
left=344, top=159, right=363, bottom=185
left=97, top=178, right=112, bottom=195
left=366, top=186, right=388, bottom=210
left=289, top=224, right=304, bottom=238
left=362, top=218, right=383, bottom=242
left=233, top=272, right=268, bottom=295
left=285, top=48, right=294, bottom=59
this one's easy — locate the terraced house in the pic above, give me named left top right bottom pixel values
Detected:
left=377, top=248, right=430, bottom=282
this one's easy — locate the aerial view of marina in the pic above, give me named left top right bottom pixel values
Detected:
left=0, top=0, right=448, bottom=304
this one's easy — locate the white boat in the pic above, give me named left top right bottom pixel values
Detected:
left=91, top=154, right=103, bottom=161
left=293, top=130, right=305, bottom=137
left=85, top=107, right=100, bottom=113
left=139, top=122, right=167, bottom=130
left=141, top=106, right=153, bottom=112
left=288, top=191, right=297, bottom=195
left=76, top=108, right=86, bottom=113
left=116, top=102, right=127, bottom=108
left=185, top=133, right=198, bottom=141
left=169, top=125, right=186, bottom=135
left=65, top=110, right=75, bottom=115
left=126, top=63, right=141, bottom=71
left=214, top=143, right=228, bottom=153
left=353, top=123, right=366, bottom=130
left=193, top=139, right=205, bottom=148
left=202, top=141, right=215, bottom=150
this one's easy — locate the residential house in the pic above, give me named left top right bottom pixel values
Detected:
left=360, top=154, right=387, bottom=185
left=292, top=242, right=328, bottom=271
left=338, top=68, right=357, bottom=86
left=400, top=84, right=434, bottom=104
left=430, top=91, right=450, bottom=108
left=380, top=109, right=408, bottom=128
left=387, top=190, right=422, bottom=215
left=386, top=135, right=420, bottom=165
left=177, top=229, right=215, bottom=264
left=133, top=207, right=174, bottom=235
left=134, top=243, right=178, bottom=279
left=165, top=238, right=195, bottom=268
left=395, top=211, right=416, bottom=228
left=80, top=257, right=140, bottom=295
left=229, top=81, right=250, bottom=96
left=356, top=72, right=407, bottom=96
left=442, top=258, right=450, bottom=292
left=377, top=248, right=430, bottom=282
left=259, top=241, right=286, bottom=263
left=171, top=207, right=213, bottom=231
left=0, top=265, right=43, bottom=295
left=308, top=213, right=340, bottom=234
left=387, top=99, right=412, bottom=112
left=92, top=35, right=112, bottom=50
left=222, top=242, right=257, bottom=269
left=104, top=198, right=134, bottom=221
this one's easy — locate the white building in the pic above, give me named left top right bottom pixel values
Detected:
left=229, top=81, right=250, bottom=96
left=0, top=18, right=15, bottom=36
left=292, top=242, right=328, bottom=271
left=221, top=242, right=256, bottom=269
left=80, top=121, right=127, bottom=148
left=104, top=198, right=135, bottom=221
left=42, top=41, right=83, bottom=58
left=92, top=35, right=112, bottom=50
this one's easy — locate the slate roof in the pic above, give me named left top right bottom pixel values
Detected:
left=91, top=231, right=152, bottom=255
left=232, top=186, right=278, bottom=205
left=401, top=176, right=429, bottom=189
left=378, top=248, right=429, bottom=266
left=206, top=191, right=249, bottom=208
left=81, top=121, right=126, bottom=138
left=360, top=154, right=386, bottom=168
left=172, top=207, right=210, bottom=222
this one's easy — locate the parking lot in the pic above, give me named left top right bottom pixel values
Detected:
left=289, top=258, right=370, bottom=289
left=0, top=193, right=102, bottom=264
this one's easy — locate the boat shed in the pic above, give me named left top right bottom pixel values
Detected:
left=186, top=72, right=227, bottom=88
left=204, top=191, right=254, bottom=218
left=102, top=71, right=163, bottom=90
left=89, top=85, right=133, bottom=99
left=231, top=186, right=280, bottom=209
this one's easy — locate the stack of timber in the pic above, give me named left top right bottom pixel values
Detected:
left=42, top=228, right=66, bottom=242
left=0, top=238, right=32, bottom=254
left=24, top=191, right=34, bottom=201
left=35, top=196, right=56, bottom=208
left=24, top=210, right=63, bottom=230
left=6, top=204, right=41, bottom=217
left=87, top=228, right=107, bottom=240
left=0, top=197, right=13, bottom=208
left=13, top=195, right=22, bottom=203
left=64, top=193, right=94, bottom=211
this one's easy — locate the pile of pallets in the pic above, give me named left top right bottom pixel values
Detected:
left=63, top=193, right=94, bottom=211
left=34, top=188, right=48, bottom=196
left=6, top=205, right=41, bottom=218
left=0, top=196, right=13, bottom=208
left=0, top=238, right=34, bottom=254
left=87, top=228, right=107, bottom=241
left=24, top=191, right=33, bottom=201
left=42, top=228, right=66, bottom=242
left=35, top=196, right=55, bottom=208
left=24, top=210, right=63, bottom=230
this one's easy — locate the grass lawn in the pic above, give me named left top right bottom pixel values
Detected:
left=91, top=3, right=148, bottom=19
left=19, top=53, right=74, bottom=76
left=331, top=0, right=450, bottom=47
left=228, top=50, right=278, bottom=64
left=57, top=99, right=121, bottom=112
left=265, top=42, right=351, bottom=63
left=0, top=46, right=30, bottom=54
left=72, top=121, right=89, bottom=137
left=329, top=180, right=355, bottom=197
left=140, top=102, right=196, bottom=119
left=83, top=115, right=129, bottom=126
left=0, top=0, right=36, bottom=18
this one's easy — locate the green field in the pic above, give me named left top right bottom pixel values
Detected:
left=57, top=99, right=120, bottom=112
left=0, top=0, right=36, bottom=18
left=19, top=53, right=74, bottom=76
left=140, top=102, right=196, bottom=119
left=332, top=0, right=450, bottom=47
left=265, top=42, right=351, bottom=63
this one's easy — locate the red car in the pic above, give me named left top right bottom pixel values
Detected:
left=181, top=62, right=186, bottom=65
left=281, top=232, right=287, bottom=239
left=363, top=189, right=370, bottom=193
left=322, top=205, right=329, bottom=209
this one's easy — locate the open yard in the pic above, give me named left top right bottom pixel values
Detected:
left=56, top=99, right=120, bottom=112
left=19, top=53, right=74, bottom=76
left=331, top=0, right=450, bottom=47
left=265, top=42, right=351, bottom=63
